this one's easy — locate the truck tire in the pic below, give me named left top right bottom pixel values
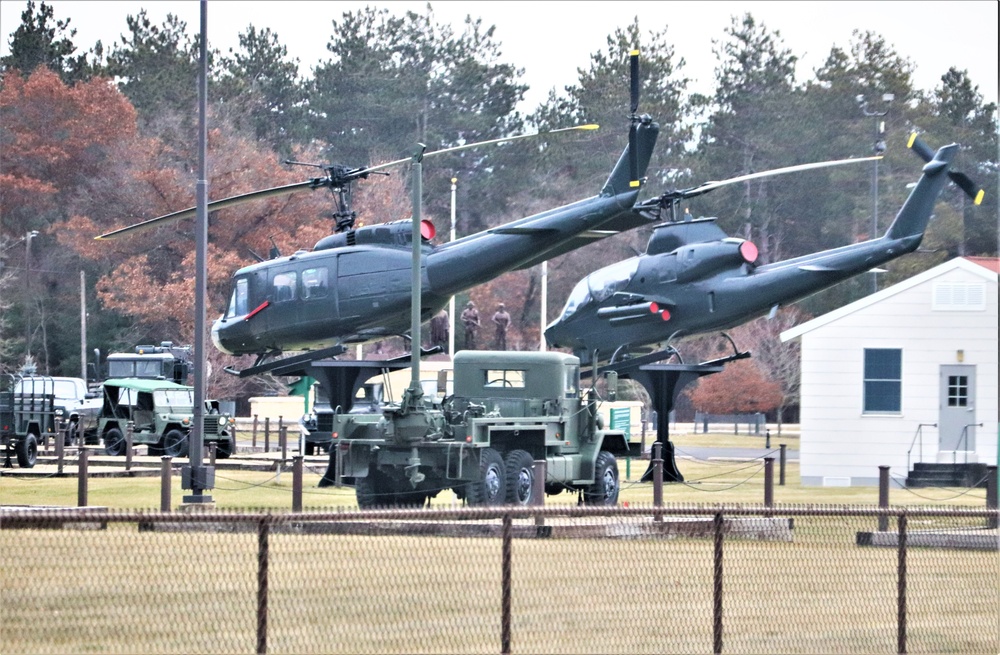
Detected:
left=504, top=449, right=536, bottom=505
left=163, top=429, right=189, bottom=458
left=215, top=438, right=233, bottom=459
left=584, top=451, right=619, bottom=506
left=466, top=447, right=505, bottom=506
left=356, top=469, right=392, bottom=508
left=16, top=433, right=38, bottom=468
left=103, top=427, right=126, bottom=456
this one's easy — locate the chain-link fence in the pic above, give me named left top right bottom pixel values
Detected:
left=1, top=504, right=997, bottom=654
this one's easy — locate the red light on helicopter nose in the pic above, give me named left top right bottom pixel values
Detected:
left=649, top=302, right=659, bottom=314
left=660, top=309, right=671, bottom=321
left=420, top=220, right=436, bottom=241
left=739, top=240, right=758, bottom=263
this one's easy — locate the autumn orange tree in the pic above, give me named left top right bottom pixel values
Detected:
left=688, top=357, right=782, bottom=417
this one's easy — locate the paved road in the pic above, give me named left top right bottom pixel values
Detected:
left=673, top=445, right=799, bottom=461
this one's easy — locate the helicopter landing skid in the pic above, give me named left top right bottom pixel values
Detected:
left=224, top=345, right=348, bottom=378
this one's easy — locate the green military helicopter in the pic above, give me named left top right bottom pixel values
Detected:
left=99, top=53, right=658, bottom=377
left=544, top=133, right=985, bottom=364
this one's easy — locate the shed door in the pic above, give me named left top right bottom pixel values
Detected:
left=939, top=365, right=975, bottom=451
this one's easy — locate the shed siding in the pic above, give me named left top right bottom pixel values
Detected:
left=796, top=264, right=997, bottom=486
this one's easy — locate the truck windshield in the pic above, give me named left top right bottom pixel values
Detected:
left=153, top=389, right=195, bottom=409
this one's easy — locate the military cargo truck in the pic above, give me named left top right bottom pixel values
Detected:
left=329, top=350, right=634, bottom=507
left=98, top=379, right=234, bottom=458
left=1, top=375, right=101, bottom=467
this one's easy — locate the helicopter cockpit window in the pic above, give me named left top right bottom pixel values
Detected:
left=557, top=278, right=592, bottom=321
left=226, top=278, right=249, bottom=318
left=301, top=267, right=328, bottom=300
left=587, top=258, right=638, bottom=303
left=272, top=272, right=296, bottom=303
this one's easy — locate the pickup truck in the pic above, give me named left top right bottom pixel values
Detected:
left=1, top=375, right=100, bottom=467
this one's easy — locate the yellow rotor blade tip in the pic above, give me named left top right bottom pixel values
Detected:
left=907, top=132, right=917, bottom=148
left=974, top=189, right=984, bottom=206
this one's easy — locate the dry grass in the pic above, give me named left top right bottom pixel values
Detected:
left=1, top=436, right=996, bottom=653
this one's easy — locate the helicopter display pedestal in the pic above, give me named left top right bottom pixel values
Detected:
left=595, top=361, right=724, bottom=483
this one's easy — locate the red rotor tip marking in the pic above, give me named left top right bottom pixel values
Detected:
left=660, top=309, right=671, bottom=321
left=649, top=302, right=659, bottom=313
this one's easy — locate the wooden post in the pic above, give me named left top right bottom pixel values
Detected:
left=263, top=417, right=270, bottom=452
left=878, top=465, right=890, bottom=532
left=764, top=457, right=774, bottom=510
left=77, top=448, right=89, bottom=507
left=125, top=423, right=133, bottom=472
left=252, top=414, right=258, bottom=449
left=652, top=442, right=663, bottom=523
left=161, top=456, right=172, bottom=512
left=292, top=455, right=303, bottom=512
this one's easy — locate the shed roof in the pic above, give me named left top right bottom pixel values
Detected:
left=780, top=257, right=997, bottom=342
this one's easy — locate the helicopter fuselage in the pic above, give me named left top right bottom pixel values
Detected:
left=545, top=141, right=961, bottom=362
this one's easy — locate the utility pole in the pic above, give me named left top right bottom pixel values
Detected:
left=857, top=93, right=894, bottom=294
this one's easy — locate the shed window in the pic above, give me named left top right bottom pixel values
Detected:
left=863, top=348, right=902, bottom=413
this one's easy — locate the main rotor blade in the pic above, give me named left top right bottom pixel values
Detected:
left=629, top=50, right=640, bottom=114
left=357, top=123, right=600, bottom=175
left=96, top=179, right=316, bottom=240
left=670, top=155, right=884, bottom=200
left=97, top=124, right=598, bottom=241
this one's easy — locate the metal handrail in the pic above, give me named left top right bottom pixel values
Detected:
left=953, top=423, right=984, bottom=464
left=906, top=423, right=937, bottom=471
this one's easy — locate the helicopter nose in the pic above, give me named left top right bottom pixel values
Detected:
left=211, top=320, right=234, bottom=355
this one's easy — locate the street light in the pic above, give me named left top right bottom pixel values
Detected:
left=857, top=92, right=894, bottom=294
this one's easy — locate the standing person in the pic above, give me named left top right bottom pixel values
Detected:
left=461, top=301, right=481, bottom=350
left=430, top=309, right=449, bottom=353
left=492, top=303, right=511, bottom=350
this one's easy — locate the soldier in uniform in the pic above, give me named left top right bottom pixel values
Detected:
left=461, top=301, right=481, bottom=349
left=492, top=303, right=511, bottom=350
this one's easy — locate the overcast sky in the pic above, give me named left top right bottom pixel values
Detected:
left=2, top=0, right=997, bottom=114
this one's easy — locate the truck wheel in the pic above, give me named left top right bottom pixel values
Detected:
left=504, top=450, right=536, bottom=505
left=466, top=448, right=505, bottom=506
left=163, top=429, right=189, bottom=458
left=584, top=451, right=619, bottom=506
left=356, top=469, right=392, bottom=509
left=103, top=428, right=126, bottom=456
left=215, top=439, right=233, bottom=459
left=16, top=433, right=38, bottom=468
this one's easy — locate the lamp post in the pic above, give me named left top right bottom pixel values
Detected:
left=449, top=177, right=457, bottom=357
left=857, top=92, right=894, bottom=294
left=24, top=230, right=38, bottom=358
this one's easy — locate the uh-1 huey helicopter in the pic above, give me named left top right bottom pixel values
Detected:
left=98, top=53, right=660, bottom=376
left=544, top=132, right=985, bottom=365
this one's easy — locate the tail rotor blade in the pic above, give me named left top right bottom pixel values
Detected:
left=907, top=132, right=935, bottom=163
left=629, top=124, right=639, bottom=187
left=949, top=171, right=985, bottom=205
left=909, top=132, right=985, bottom=205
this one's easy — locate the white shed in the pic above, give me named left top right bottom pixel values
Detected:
left=780, top=257, right=998, bottom=486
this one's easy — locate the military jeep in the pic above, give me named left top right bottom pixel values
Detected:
left=98, top=379, right=234, bottom=458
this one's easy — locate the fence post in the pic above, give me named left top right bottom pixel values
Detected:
left=779, top=444, right=786, bottom=486
left=160, top=456, right=172, bottom=512
left=125, top=423, right=133, bottom=472
left=280, top=426, right=288, bottom=463
left=712, top=512, right=724, bottom=654
left=897, top=512, right=908, bottom=655
left=764, top=457, right=774, bottom=509
left=292, top=455, right=303, bottom=513
left=257, top=516, right=269, bottom=655
left=252, top=414, right=258, bottom=449
left=986, top=465, right=998, bottom=530
left=532, top=459, right=546, bottom=528
left=652, top=442, right=663, bottom=523
left=77, top=448, right=89, bottom=507
left=878, top=466, right=890, bottom=532
left=264, top=417, right=270, bottom=452
left=501, top=512, right=512, bottom=655
left=56, top=425, right=65, bottom=475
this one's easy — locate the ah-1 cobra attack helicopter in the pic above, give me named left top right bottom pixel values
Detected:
left=98, top=54, right=659, bottom=376
left=544, top=132, right=985, bottom=364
